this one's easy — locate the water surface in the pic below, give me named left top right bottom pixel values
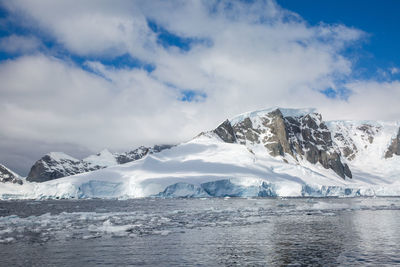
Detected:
left=0, top=197, right=399, bottom=266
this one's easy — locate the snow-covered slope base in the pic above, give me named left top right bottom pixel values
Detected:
left=1, top=107, right=400, bottom=199
left=1, top=136, right=399, bottom=199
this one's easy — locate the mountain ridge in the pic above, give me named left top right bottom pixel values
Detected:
left=213, top=108, right=352, bottom=179
left=0, top=164, right=23, bottom=185
left=26, top=145, right=174, bottom=182
left=1, top=107, right=400, bottom=199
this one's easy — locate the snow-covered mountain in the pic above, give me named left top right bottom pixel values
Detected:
left=0, top=164, right=23, bottom=185
left=26, top=145, right=174, bottom=182
left=213, top=108, right=352, bottom=179
left=2, top=107, right=400, bottom=199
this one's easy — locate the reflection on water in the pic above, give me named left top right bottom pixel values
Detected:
left=0, top=198, right=400, bottom=266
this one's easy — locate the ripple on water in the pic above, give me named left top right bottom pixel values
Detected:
left=0, top=198, right=399, bottom=266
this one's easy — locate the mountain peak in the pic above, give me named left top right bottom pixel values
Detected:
left=215, top=107, right=350, bottom=179
left=229, top=107, right=317, bottom=125
left=46, top=152, right=79, bottom=162
left=4, top=108, right=400, bottom=198
left=0, top=164, right=23, bottom=185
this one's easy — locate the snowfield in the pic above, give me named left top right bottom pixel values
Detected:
left=1, top=135, right=400, bottom=199
left=1, top=108, right=400, bottom=199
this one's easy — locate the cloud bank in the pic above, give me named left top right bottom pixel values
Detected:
left=0, top=0, right=399, bottom=175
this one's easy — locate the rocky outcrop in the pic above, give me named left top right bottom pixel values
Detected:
left=217, top=108, right=352, bottom=179
left=213, top=120, right=236, bottom=143
left=26, top=153, right=103, bottom=183
left=357, top=124, right=378, bottom=144
left=116, top=144, right=174, bottom=164
left=115, top=146, right=151, bottom=164
left=385, top=128, right=400, bottom=158
left=284, top=113, right=352, bottom=179
left=333, top=132, right=358, bottom=161
left=328, top=122, right=381, bottom=162
left=27, top=145, right=174, bottom=183
left=0, top=164, right=23, bottom=185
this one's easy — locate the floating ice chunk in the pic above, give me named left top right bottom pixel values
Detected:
left=0, top=237, right=15, bottom=243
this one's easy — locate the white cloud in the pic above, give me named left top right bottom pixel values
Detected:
left=390, top=67, right=399, bottom=75
left=339, top=80, right=400, bottom=121
left=0, top=0, right=399, bottom=174
left=0, top=55, right=203, bottom=149
left=0, top=35, right=42, bottom=54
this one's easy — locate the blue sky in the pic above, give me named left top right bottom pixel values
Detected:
left=1, top=1, right=399, bottom=91
left=1, top=1, right=398, bottom=96
left=278, top=0, right=400, bottom=81
left=0, top=0, right=399, bottom=175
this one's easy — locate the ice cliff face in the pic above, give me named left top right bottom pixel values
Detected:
left=0, top=164, right=23, bottom=185
left=213, top=108, right=352, bottom=179
left=27, top=145, right=173, bottom=182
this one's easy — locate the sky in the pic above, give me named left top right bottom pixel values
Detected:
left=0, top=0, right=399, bottom=176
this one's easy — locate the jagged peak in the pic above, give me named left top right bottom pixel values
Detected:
left=46, top=152, right=79, bottom=162
left=98, top=149, right=113, bottom=156
left=0, top=164, right=20, bottom=177
left=229, top=107, right=318, bottom=125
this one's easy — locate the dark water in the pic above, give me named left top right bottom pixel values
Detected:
left=0, top=197, right=400, bottom=266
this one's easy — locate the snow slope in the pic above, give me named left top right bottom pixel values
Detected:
left=1, top=107, right=400, bottom=199
left=26, top=145, right=173, bottom=182
left=328, top=120, right=400, bottom=185
left=83, top=149, right=118, bottom=167
left=230, top=106, right=317, bottom=125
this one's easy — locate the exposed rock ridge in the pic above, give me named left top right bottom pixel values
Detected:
left=0, top=164, right=23, bottom=185
left=385, top=128, right=400, bottom=158
left=26, top=155, right=103, bottom=183
left=213, top=108, right=352, bottom=179
left=328, top=122, right=382, bottom=161
left=213, top=119, right=237, bottom=143
left=27, top=145, right=174, bottom=182
left=116, top=144, right=174, bottom=164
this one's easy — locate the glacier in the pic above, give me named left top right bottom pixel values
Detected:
left=1, top=107, right=400, bottom=199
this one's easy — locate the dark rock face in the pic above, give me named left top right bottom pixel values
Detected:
left=0, top=164, right=23, bottom=185
left=333, top=132, right=358, bottom=161
left=357, top=124, right=378, bottom=144
left=385, top=128, right=400, bottom=158
left=116, top=145, right=174, bottom=164
left=286, top=114, right=352, bottom=179
left=26, top=155, right=103, bottom=183
left=213, top=120, right=236, bottom=143
left=116, top=146, right=150, bottom=164
left=152, top=144, right=174, bottom=153
left=219, top=108, right=352, bottom=179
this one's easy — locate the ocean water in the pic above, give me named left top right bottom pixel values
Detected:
left=0, top=197, right=400, bottom=266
